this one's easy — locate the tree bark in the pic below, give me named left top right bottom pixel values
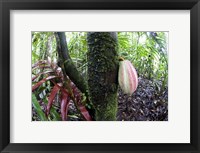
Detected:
left=54, top=32, right=89, bottom=97
left=87, top=32, right=119, bottom=121
left=55, top=32, right=96, bottom=119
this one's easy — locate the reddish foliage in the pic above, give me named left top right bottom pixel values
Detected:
left=32, top=70, right=54, bottom=81
left=71, top=82, right=92, bottom=121
left=32, top=76, right=58, bottom=92
left=46, top=85, right=60, bottom=115
left=60, top=91, right=70, bottom=121
left=78, top=104, right=92, bottom=121
left=32, top=58, right=93, bottom=121
left=32, top=60, right=48, bottom=69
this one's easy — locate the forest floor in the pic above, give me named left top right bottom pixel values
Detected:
left=117, top=77, right=168, bottom=121
left=66, top=76, right=168, bottom=121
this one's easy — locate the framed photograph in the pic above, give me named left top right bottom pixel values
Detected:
left=0, top=0, right=199, bottom=153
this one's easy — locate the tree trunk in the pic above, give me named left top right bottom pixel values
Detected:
left=55, top=32, right=95, bottom=119
left=87, top=32, right=119, bottom=121
left=54, top=32, right=89, bottom=97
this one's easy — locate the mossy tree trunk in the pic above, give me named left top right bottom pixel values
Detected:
left=55, top=32, right=95, bottom=119
left=87, top=32, right=119, bottom=121
left=55, top=32, right=89, bottom=97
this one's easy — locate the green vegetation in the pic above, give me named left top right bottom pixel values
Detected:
left=32, top=32, right=168, bottom=121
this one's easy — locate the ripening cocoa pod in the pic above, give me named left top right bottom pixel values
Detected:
left=118, top=60, right=138, bottom=95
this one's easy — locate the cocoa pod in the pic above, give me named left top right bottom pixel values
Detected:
left=118, top=60, right=138, bottom=95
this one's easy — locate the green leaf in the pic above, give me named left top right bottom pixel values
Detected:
left=51, top=107, right=61, bottom=121
left=32, top=94, right=47, bottom=121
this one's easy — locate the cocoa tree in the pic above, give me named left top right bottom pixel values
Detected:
left=56, top=32, right=119, bottom=121
left=87, top=32, right=119, bottom=120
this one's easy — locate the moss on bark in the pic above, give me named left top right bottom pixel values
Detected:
left=55, top=32, right=89, bottom=97
left=55, top=32, right=96, bottom=119
left=87, top=32, right=119, bottom=121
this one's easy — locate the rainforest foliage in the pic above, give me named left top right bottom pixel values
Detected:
left=32, top=32, right=168, bottom=121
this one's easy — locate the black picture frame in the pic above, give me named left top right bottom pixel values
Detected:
left=0, top=0, right=200, bottom=153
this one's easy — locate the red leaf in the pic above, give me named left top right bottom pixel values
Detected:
left=51, top=81, right=68, bottom=95
left=53, top=80, right=92, bottom=121
left=32, top=76, right=57, bottom=92
left=50, top=81, right=70, bottom=120
left=32, top=66, right=51, bottom=71
left=78, top=104, right=92, bottom=121
left=32, top=60, right=48, bottom=69
left=32, top=76, right=38, bottom=82
left=46, top=85, right=60, bottom=115
left=60, top=91, right=70, bottom=121
left=32, top=70, right=54, bottom=81
left=70, top=82, right=92, bottom=121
